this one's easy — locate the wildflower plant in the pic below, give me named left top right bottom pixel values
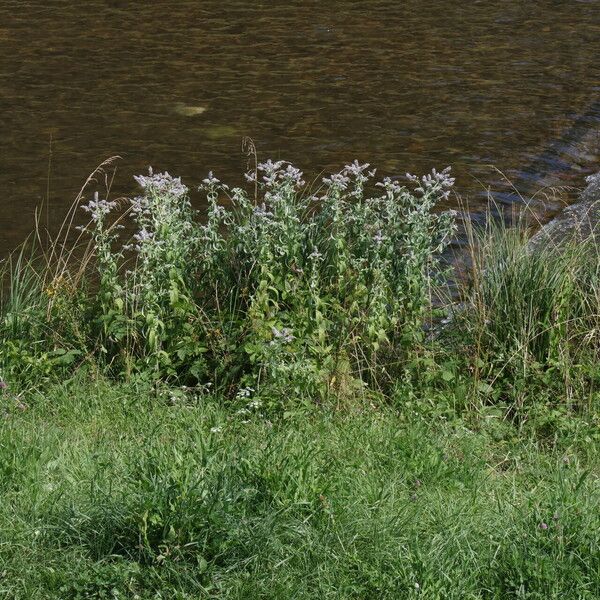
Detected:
left=128, top=168, right=197, bottom=314
left=124, top=168, right=205, bottom=377
left=196, top=160, right=456, bottom=404
left=78, top=192, right=124, bottom=336
left=1, top=159, right=456, bottom=405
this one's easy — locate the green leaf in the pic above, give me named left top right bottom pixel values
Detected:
left=441, top=370, right=455, bottom=382
left=477, top=381, right=494, bottom=395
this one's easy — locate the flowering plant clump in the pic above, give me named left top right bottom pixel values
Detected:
left=196, top=160, right=456, bottom=404
left=124, top=169, right=205, bottom=375
left=0, top=160, right=456, bottom=405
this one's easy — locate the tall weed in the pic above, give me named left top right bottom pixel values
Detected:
left=0, top=161, right=457, bottom=409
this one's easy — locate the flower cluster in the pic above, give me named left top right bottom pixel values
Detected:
left=322, top=172, right=350, bottom=190
left=406, top=166, right=455, bottom=201
left=245, top=159, right=305, bottom=189
left=81, top=192, right=118, bottom=222
left=271, top=326, right=295, bottom=345
left=133, top=167, right=188, bottom=198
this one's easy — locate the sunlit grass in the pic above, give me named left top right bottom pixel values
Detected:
left=0, top=378, right=598, bottom=599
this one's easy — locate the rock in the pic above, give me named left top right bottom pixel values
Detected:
left=173, top=103, right=207, bottom=117
left=528, top=170, right=600, bottom=252
left=204, top=124, right=238, bottom=140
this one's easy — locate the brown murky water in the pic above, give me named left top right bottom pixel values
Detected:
left=1, top=1, right=600, bottom=254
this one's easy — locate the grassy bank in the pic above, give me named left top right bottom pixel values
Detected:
left=0, top=162, right=599, bottom=597
left=1, top=379, right=598, bottom=599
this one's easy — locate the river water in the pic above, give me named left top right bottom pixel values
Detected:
left=1, top=1, right=600, bottom=254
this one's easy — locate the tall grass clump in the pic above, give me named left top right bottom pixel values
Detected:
left=0, top=161, right=456, bottom=408
left=0, top=242, right=89, bottom=383
left=457, top=211, right=599, bottom=415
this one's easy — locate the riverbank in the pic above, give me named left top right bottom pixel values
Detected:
left=0, top=162, right=599, bottom=597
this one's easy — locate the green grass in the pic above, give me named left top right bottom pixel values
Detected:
left=1, top=379, right=598, bottom=599
left=460, top=214, right=600, bottom=387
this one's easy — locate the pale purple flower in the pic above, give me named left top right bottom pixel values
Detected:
left=271, top=326, right=295, bottom=344
left=253, top=203, right=274, bottom=219
left=343, top=160, right=371, bottom=177
left=257, top=159, right=285, bottom=175
left=407, top=166, right=455, bottom=200
left=323, top=172, right=350, bottom=190
left=262, top=173, right=278, bottom=186
left=134, top=228, right=154, bottom=243
left=202, top=171, right=220, bottom=186
left=376, top=177, right=403, bottom=194
left=134, top=168, right=188, bottom=198
left=283, top=164, right=305, bottom=187
left=129, top=195, right=150, bottom=216
left=81, top=192, right=117, bottom=221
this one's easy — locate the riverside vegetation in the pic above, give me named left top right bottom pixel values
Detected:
left=0, top=160, right=598, bottom=598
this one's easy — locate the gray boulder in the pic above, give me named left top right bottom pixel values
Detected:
left=528, top=171, right=600, bottom=251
